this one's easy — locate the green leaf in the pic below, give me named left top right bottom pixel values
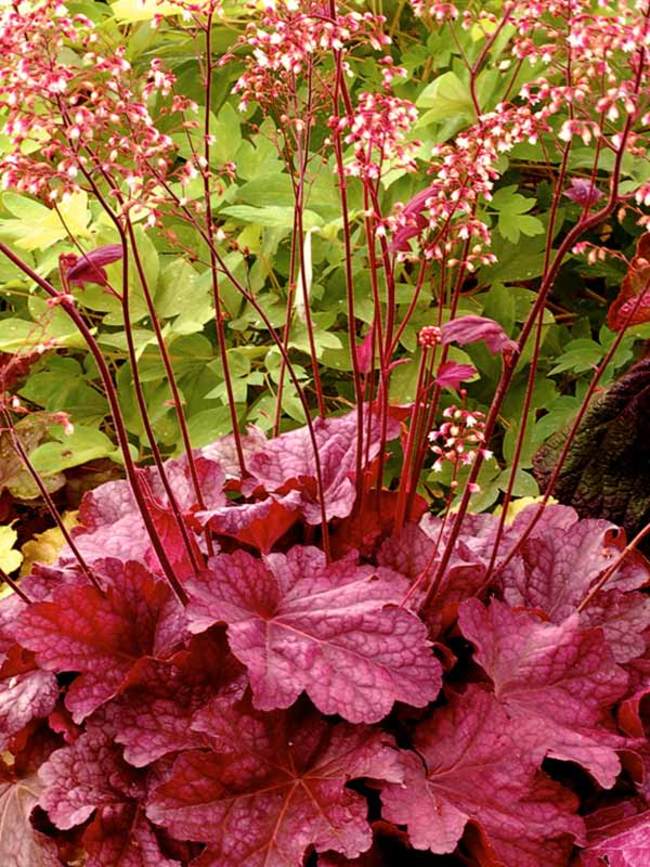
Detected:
left=548, top=339, right=603, bottom=376
left=416, top=72, right=475, bottom=123
left=0, top=192, right=91, bottom=251
left=30, top=426, right=116, bottom=475
left=220, top=205, right=323, bottom=231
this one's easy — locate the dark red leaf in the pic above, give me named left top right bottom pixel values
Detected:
left=15, top=560, right=185, bottom=722
left=197, top=491, right=302, bottom=553
left=0, top=761, right=61, bottom=866
left=147, top=698, right=403, bottom=866
left=380, top=686, right=584, bottom=865
left=83, top=804, right=180, bottom=867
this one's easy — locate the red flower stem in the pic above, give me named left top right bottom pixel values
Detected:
left=0, top=242, right=188, bottom=606
left=577, top=521, right=650, bottom=614
left=483, top=142, right=573, bottom=581
left=493, top=270, right=650, bottom=581
left=394, top=346, right=434, bottom=530
left=427, top=105, right=644, bottom=606
left=61, top=142, right=202, bottom=578
left=273, top=203, right=300, bottom=436
left=125, top=217, right=214, bottom=557
left=203, top=11, right=247, bottom=476
left=0, top=565, right=30, bottom=604
left=1, top=407, right=102, bottom=593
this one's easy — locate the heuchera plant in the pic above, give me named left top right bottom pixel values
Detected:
left=0, top=0, right=649, bottom=864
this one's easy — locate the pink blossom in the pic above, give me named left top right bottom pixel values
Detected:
left=563, top=178, right=603, bottom=207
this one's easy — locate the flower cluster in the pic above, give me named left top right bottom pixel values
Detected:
left=390, top=104, right=548, bottom=265
left=232, top=1, right=389, bottom=115
left=0, top=0, right=192, bottom=219
left=333, top=91, right=419, bottom=180
left=428, top=404, right=491, bottom=474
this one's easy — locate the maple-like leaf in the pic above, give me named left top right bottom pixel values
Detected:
left=459, top=598, right=628, bottom=787
left=582, top=800, right=650, bottom=867
left=245, top=407, right=401, bottom=524
left=39, top=727, right=144, bottom=830
left=147, top=698, right=403, bottom=866
left=186, top=545, right=441, bottom=723
left=82, top=803, right=181, bottom=867
left=104, top=631, right=246, bottom=767
left=380, top=685, right=584, bottom=865
left=0, top=761, right=61, bottom=866
left=15, top=560, right=186, bottom=722
left=607, top=233, right=650, bottom=332
left=501, top=511, right=650, bottom=662
left=196, top=491, right=302, bottom=553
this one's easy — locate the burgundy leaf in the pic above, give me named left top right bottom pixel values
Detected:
left=39, top=727, right=144, bottom=830
left=83, top=804, right=180, bottom=867
left=459, top=598, right=628, bottom=787
left=0, top=761, right=61, bottom=866
left=502, top=512, right=650, bottom=662
left=104, top=631, right=246, bottom=767
left=65, top=244, right=123, bottom=287
left=380, top=686, right=584, bottom=864
left=197, top=491, right=302, bottom=553
left=582, top=800, right=650, bottom=867
left=147, top=698, right=403, bottom=866
left=389, top=185, right=434, bottom=253
left=245, top=407, right=401, bottom=523
left=0, top=645, right=58, bottom=749
left=186, top=545, right=441, bottom=723
left=441, top=314, right=517, bottom=355
left=15, top=560, right=186, bottom=722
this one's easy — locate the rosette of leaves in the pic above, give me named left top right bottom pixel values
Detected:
left=533, top=358, right=650, bottom=536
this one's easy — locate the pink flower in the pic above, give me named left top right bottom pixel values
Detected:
left=64, top=245, right=123, bottom=287
left=434, top=361, right=477, bottom=391
left=441, top=315, right=517, bottom=355
left=563, top=178, right=603, bottom=207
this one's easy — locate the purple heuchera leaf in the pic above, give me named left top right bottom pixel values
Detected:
left=380, top=685, right=584, bottom=865
left=15, top=559, right=186, bottom=722
left=563, top=178, right=603, bottom=207
left=441, top=314, right=517, bottom=355
left=582, top=801, right=650, bottom=867
left=434, top=360, right=476, bottom=391
left=83, top=803, right=181, bottom=867
left=65, top=244, right=123, bottom=287
left=39, top=727, right=144, bottom=830
left=146, top=698, right=404, bottom=866
left=459, top=598, right=628, bottom=787
left=245, top=407, right=401, bottom=524
left=186, top=545, right=441, bottom=723
left=104, top=631, right=246, bottom=767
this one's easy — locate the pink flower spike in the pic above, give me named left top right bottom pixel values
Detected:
left=441, top=315, right=517, bottom=356
left=434, top=361, right=477, bottom=391
left=563, top=178, right=603, bottom=207
left=65, top=244, right=123, bottom=287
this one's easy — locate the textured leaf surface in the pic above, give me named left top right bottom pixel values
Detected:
left=15, top=560, right=185, bottom=722
left=0, top=764, right=61, bottom=866
left=147, top=699, right=403, bottom=866
left=245, top=408, right=401, bottom=523
left=380, top=686, right=583, bottom=865
left=459, top=598, right=628, bottom=786
left=187, top=546, right=441, bottom=723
